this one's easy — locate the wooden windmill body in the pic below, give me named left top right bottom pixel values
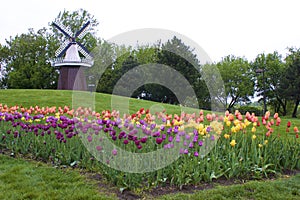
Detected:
left=51, top=21, right=93, bottom=91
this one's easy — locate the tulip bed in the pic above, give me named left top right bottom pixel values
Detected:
left=0, top=104, right=299, bottom=189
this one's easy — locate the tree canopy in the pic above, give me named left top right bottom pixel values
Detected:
left=217, top=55, right=254, bottom=111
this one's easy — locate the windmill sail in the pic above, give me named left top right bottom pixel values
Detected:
left=77, top=41, right=92, bottom=60
left=55, top=40, right=72, bottom=57
left=75, top=21, right=91, bottom=39
left=52, top=22, right=73, bottom=38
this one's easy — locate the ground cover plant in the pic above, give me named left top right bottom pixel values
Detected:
left=0, top=90, right=299, bottom=191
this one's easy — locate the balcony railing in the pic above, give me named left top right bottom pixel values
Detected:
left=51, top=57, right=94, bottom=67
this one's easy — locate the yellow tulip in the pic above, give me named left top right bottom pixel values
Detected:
left=234, top=119, right=240, bottom=126
left=231, top=126, right=237, bottom=133
left=244, top=119, right=251, bottom=126
left=251, top=127, right=256, bottom=133
left=252, top=135, right=257, bottom=140
left=198, top=124, right=204, bottom=132
left=226, top=121, right=231, bottom=127
left=224, top=134, right=230, bottom=139
left=230, top=140, right=237, bottom=147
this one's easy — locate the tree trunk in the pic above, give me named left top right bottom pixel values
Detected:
left=277, top=97, right=287, bottom=116
left=292, top=99, right=300, bottom=118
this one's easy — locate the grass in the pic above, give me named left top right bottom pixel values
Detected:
left=0, top=89, right=185, bottom=114
left=158, top=174, right=300, bottom=200
left=0, top=154, right=116, bottom=200
left=0, top=154, right=299, bottom=200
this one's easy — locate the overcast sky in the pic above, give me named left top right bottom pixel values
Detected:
left=1, top=0, right=300, bottom=62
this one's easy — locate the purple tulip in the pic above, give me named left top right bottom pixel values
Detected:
left=156, top=138, right=163, bottom=144
left=112, top=149, right=118, bottom=156
left=198, top=140, right=203, bottom=146
left=123, top=140, right=129, bottom=144
left=96, top=146, right=102, bottom=151
left=87, top=135, right=92, bottom=142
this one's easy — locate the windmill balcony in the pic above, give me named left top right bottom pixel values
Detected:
left=51, top=57, right=94, bottom=67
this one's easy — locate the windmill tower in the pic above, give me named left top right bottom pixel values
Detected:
left=51, top=21, right=94, bottom=90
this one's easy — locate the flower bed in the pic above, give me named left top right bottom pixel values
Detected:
left=0, top=104, right=299, bottom=189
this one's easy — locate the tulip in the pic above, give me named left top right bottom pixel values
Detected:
left=112, top=149, right=118, bottom=156
left=87, top=135, right=92, bottom=142
left=156, top=138, right=163, bottom=144
left=96, top=146, right=102, bottom=151
left=140, top=137, right=147, bottom=143
left=183, top=149, right=189, bottom=154
left=230, top=140, right=237, bottom=147
left=123, top=140, right=129, bottom=144
left=198, top=140, right=203, bottom=146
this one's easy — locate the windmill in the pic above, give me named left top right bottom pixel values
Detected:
left=52, top=21, right=94, bottom=91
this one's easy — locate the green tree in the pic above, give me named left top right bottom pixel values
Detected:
left=0, top=43, right=9, bottom=88
left=252, top=52, right=287, bottom=115
left=95, top=44, right=132, bottom=93
left=1, top=28, right=58, bottom=89
left=217, top=55, right=254, bottom=111
left=282, top=48, right=300, bottom=118
left=155, top=36, right=209, bottom=107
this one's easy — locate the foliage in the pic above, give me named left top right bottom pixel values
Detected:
left=0, top=28, right=58, bottom=89
left=156, top=36, right=209, bottom=107
left=282, top=47, right=300, bottom=118
left=217, top=55, right=254, bottom=110
left=252, top=52, right=287, bottom=115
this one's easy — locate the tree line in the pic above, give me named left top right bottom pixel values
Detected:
left=0, top=9, right=300, bottom=117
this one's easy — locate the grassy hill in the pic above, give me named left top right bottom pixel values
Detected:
left=0, top=89, right=192, bottom=114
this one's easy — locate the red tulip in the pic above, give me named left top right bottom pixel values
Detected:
left=287, top=121, right=291, bottom=128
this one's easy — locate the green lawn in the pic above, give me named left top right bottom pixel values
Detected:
left=0, top=154, right=115, bottom=200
left=158, top=174, right=300, bottom=200
left=0, top=89, right=187, bottom=114
left=0, top=154, right=299, bottom=200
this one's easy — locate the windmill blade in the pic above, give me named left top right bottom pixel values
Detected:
left=55, top=40, right=70, bottom=57
left=56, top=42, right=72, bottom=58
left=77, top=41, right=93, bottom=59
left=75, top=21, right=91, bottom=39
left=52, top=21, right=73, bottom=38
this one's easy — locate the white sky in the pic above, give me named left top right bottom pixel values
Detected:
left=1, top=0, right=300, bottom=62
